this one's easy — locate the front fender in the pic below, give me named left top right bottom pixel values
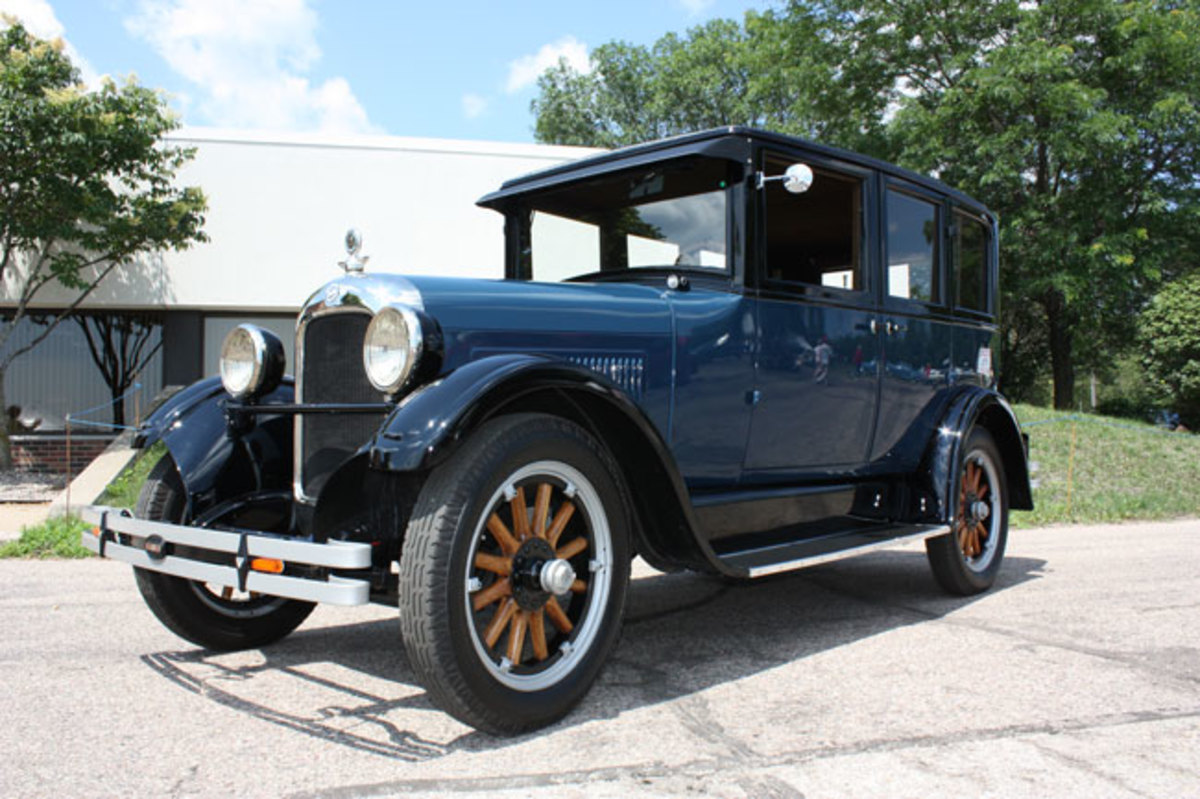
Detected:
left=924, top=388, right=1033, bottom=523
left=137, top=377, right=295, bottom=520
left=367, top=354, right=728, bottom=575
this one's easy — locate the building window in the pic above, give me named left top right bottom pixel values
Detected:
left=1, top=312, right=164, bottom=431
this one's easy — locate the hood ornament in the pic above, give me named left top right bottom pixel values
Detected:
left=339, top=228, right=368, bottom=273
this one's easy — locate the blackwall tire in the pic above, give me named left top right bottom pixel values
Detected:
left=132, top=455, right=315, bottom=651
left=925, top=427, right=1009, bottom=596
left=398, top=413, right=631, bottom=735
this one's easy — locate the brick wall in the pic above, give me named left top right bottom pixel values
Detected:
left=10, top=434, right=116, bottom=476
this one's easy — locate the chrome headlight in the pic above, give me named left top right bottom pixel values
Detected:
left=219, top=324, right=285, bottom=399
left=363, top=305, right=423, bottom=394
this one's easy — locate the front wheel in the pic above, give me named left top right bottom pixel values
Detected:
left=926, top=427, right=1009, bottom=595
left=399, top=413, right=631, bottom=734
left=132, top=455, right=315, bottom=651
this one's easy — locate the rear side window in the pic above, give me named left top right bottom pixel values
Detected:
left=954, top=213, right=990, bottom=313
left=886, top=190, right=940, bottom=303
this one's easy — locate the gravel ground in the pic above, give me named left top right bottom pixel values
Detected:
left=0, top=471, right=64, bottom=503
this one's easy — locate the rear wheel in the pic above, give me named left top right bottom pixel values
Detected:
left=399, top=413, right=630, bottom=734
left=925, top=427, right=1008, bottom=595
left=133, top=455, right=315, bottom=651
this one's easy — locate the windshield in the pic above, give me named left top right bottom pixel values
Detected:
left=519, top=157, right=738, bottom=282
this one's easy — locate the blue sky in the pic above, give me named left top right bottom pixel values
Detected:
left=2, top=0, right=769, bottom=143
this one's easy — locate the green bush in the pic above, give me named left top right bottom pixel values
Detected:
left=0, top=515, right=92, bottom=559
left=1140, top=274, right=1200, bottom=428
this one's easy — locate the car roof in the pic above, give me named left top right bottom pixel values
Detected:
left=477, top=126, right=991, bottom=219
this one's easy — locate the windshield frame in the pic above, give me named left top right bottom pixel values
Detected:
left=509, top=155, right=745, bottom=286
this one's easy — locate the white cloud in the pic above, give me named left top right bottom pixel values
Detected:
left=0, top=0, right=99, bottom=85
left=505, top=35, right=589, bottom=94
left=461, top=93, right=488, bottom=120
left=125, top=0, right=378, bottom=134
left=675, top=0, right=716, bottom=15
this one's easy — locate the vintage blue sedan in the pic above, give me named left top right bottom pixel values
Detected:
left=84, top=128, right=1032, bottom=734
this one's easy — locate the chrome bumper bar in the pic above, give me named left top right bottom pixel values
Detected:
left=80, top=506, right=372, bottom=606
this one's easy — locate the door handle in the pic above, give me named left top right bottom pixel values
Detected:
left=885, top=320, right=907, bottom=335
left=869, top=318, right=878, bottom=335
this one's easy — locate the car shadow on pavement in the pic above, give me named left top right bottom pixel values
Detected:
left=139, top=549, right=1046, bottom=760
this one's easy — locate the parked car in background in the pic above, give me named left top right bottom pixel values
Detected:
left=84, top=128, right=1032, bottom=734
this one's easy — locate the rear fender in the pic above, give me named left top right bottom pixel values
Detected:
left=137, top=377, right=295, bottom=520
left=368, top=354, right=729, bottom=575
left=924, top=388, right=1033, bottom=523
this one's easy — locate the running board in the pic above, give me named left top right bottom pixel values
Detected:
left=719, top=524, right=950, bottom=579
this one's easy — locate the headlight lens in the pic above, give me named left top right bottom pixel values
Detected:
left=219, top=324, right=284, bottom=399
left=363, top=306, right=421, bottom=394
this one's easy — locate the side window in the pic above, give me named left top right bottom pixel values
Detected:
left=954, top=212, right=989, bottom=313
left=763, top=154, right=864, bottom=292
left=886, top=190, right=940, bottom=303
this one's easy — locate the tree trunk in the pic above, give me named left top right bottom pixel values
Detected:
left=111, top=392, right=125, bottom=430
left=0, top=367, right=11, bottom=470
left=1045, top=289, right=1075, bottom=410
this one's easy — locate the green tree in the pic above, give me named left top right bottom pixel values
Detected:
left=0, top=20, right=206, bottom=467
left=1140, top=273, right=1200, bottom=427
left=872, top=0, right=1200, bottom=408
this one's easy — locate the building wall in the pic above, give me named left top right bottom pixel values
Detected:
left=3, top=129, right=598, bottom=312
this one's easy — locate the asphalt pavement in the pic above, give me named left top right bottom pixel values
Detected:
left=1, top=519, right=1197, bottom=798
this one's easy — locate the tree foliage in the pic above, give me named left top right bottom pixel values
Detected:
left=0, top=19, right=206, bottom=466
left=531, top=1, right=1200, bottom=410
left=1140, top=273, right=1200, bottom=427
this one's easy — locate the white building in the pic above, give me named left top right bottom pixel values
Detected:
left=2, top=129, right=596, bottom=434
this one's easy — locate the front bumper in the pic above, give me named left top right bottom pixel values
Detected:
left=80, top=506, right=373, bottom=606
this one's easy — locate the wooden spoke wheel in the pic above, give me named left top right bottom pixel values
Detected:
left=399, top=413, right=630, bottom=734
left=926, top=427, right=1009, bottom=596
left=464, top=460, right=613, bottom=691
left=955, top=453, right=1000, bottom=573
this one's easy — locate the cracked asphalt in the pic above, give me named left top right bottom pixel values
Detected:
left=2, top=519, right=1197, bottom=798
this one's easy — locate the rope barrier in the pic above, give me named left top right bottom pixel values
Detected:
left=62, top=381, right=147, bottom=514
left=1021, top=413, right=1187, bottom=436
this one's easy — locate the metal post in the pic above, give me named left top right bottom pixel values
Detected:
left=64, top=414, right=72, bottom=514
left=1064, top=418, right=1077, bottom=518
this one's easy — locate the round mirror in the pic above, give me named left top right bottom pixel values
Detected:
left=782, top=163, right=814, bottom=194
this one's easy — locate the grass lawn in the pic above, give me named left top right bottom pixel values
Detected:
left=1011, top=403, right=1200, bottom=527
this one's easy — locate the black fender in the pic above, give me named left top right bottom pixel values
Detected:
left=923, top=387, right=1033, bottom=523
left=136, top=376, right=296, bottom=523
left=367, top=354, right=731, bottom=575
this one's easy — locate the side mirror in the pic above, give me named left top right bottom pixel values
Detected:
left=781, top=163, right=814, bottom=194
left=756, top=163, right=815, bottom=194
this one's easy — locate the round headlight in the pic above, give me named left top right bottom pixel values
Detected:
left=363, top=306, right=422, bottom=394
left=219, top=324, right=284, bottom=399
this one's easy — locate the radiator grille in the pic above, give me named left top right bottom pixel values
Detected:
left=299, top=312, right=384, bottom=499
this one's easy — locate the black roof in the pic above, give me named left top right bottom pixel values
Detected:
left=477, top=126, right=990, bottom=218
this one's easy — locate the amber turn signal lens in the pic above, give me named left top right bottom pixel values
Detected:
left=249, top=558, right=284, bottom=574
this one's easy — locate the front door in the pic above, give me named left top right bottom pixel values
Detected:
left=744, top=151, right=880, bottom=479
